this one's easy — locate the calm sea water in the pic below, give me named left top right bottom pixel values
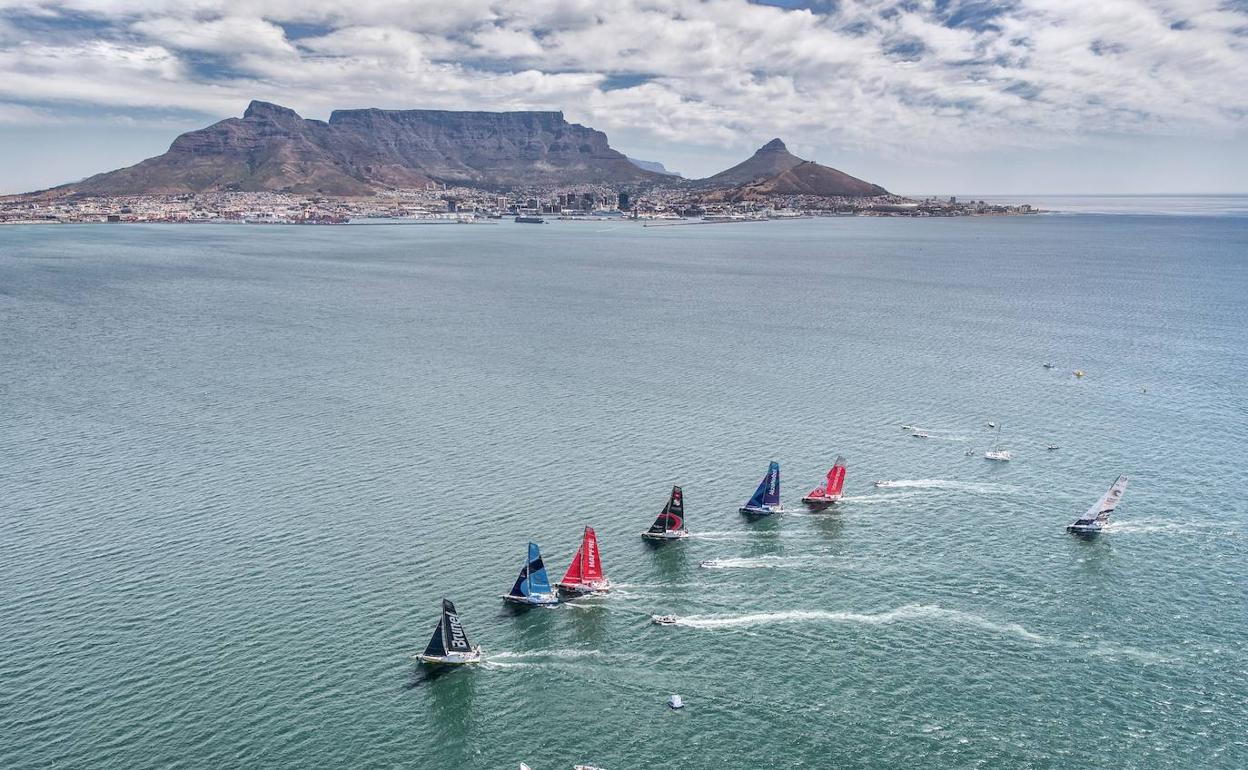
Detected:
left=2, top=210, right=1246, bottom=769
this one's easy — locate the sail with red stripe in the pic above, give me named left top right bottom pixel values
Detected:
left=560, top=526, right=605, bottom=585
left=826, top=457, right=846, bottom=496
left=803, top=455, right=846, bottom=502
left=557, top=526, right=610, bottom=593
left=561, top=542, right=584, bottom=585
left=582, top=526, right=603, bottom=581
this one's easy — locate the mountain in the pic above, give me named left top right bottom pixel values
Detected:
left=627, top=157, right=682, bottom=177
left=697, top=138, right=888, bottom=197
left=57, top=101, right=661, bottom=196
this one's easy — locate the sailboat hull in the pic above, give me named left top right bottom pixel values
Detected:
left=555, top=580, right=612, bottom=596
left=415, top=648, right=482, bottom=665
left=739, top=505, right=783, bottom=516
left=1066, top=524, right=1103, bottom=535
left=501, top=593, right=559, bottom=606
left=641, top=529, right=689, bottom=541
left=801, top=495, right=841, bottom=506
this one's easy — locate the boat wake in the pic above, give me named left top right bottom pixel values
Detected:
left=687, top=530, right=780, bottom=542
left=667, top=604, right=1169, bottom=662
left=484, top=648, right=607, bottom=669
left=698, top=555, right=830, bottom=570
left=871, top=479, right=1015, bottom=494
left=669, top=604, right=1046, bottom=643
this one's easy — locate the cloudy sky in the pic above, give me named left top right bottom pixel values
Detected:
left=1, top=0, right=1246, bottom=194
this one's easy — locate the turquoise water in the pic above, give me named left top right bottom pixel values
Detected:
left=2, top=213, right=1246, bottom=769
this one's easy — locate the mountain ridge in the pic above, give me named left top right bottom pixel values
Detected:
left=58, top=101, right=661, bottom=196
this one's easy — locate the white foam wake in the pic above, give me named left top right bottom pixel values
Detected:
left=672, top=604, right=1048, bottom=644
left=483, top=648, right=605, bottom=668
left=870, top=479, right=1015, bottom=494
left=698, top=555, right=829, bottom=570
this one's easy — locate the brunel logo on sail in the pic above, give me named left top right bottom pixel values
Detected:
left=446, top=612, right=468, bottom=648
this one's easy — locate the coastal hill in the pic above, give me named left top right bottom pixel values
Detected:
left=696, top=139, right=888, bottom=198
left=54, top=101, right=661, bottom=196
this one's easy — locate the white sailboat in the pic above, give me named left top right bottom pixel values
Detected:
left=984, top=423, right=1011, bottom=461
left=1067, top=476, right=1129, bottom=534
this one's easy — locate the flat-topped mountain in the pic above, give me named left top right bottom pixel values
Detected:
left=57, top=101, right=661, bottom=196
left=697, top=139, right=888, bottom=197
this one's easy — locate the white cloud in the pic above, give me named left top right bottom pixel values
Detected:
left=0, top=0, right=1244, bottom=160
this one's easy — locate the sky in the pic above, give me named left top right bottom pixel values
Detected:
left=1, top=0, right=1246, bottom=195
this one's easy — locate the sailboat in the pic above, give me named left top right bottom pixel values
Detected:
left=1067, top=476, right=1129, bottom=534
left=984, top=423, right=1012, bottom=461
left=802, top=456, right=846, bottom=507
left=415, top=598, right=481, bottom=665
left=555, top=526, right=611, bottom=595
left=502, top=542, right=559, bottom=606
left=641, top=486, right=689, bottom=540
left=739, top=461, right=783, bottom=515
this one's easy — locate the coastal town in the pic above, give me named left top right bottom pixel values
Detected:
left=0, top=185, right=1035, bottom=225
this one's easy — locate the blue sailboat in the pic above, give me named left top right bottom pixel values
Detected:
left=502, top=542, right=560, bottom=606
left=739, top=461, right=783, bottom=515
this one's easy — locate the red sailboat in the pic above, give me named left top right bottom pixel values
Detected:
left=802, top=456, right=847, bottom=507
left=555, top=526, right=611, bottom=595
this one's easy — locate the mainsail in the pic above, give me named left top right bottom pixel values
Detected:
left=1071, top=476, right=1129, bottom=529
left=508, top=542, right=553, bottom=599
left=561, top=526, right=604, bottom=585
left=647, top=486, right=685, bottom=534
left=745, top=462, right=781, bottom=508
left=824, top=456, right=846, bottom=496
left=424, top=598, right=473, bottom=657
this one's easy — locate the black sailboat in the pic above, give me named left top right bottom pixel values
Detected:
left=641, top=486, right=689, bottom=540
left=415, top=598, right=481, bottom=665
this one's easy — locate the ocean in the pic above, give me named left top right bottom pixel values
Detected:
left=2, top=207, right=1246, bottom=769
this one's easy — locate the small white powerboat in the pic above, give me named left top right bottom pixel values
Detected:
left=651, top=614, right=679, bottom=626
left=668, top=694, right=684, bottom=709
left=912, top=431, right=930, bottom=439
left=1046, top=444, right=1059, bottom=451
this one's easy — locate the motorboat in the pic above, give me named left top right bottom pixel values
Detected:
left=651, top=614, right=679, bottom=626
left=668, top=694, right=684, bottom=710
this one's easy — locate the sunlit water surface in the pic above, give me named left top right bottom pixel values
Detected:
left=2, top=211, right=1246, bottom=769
